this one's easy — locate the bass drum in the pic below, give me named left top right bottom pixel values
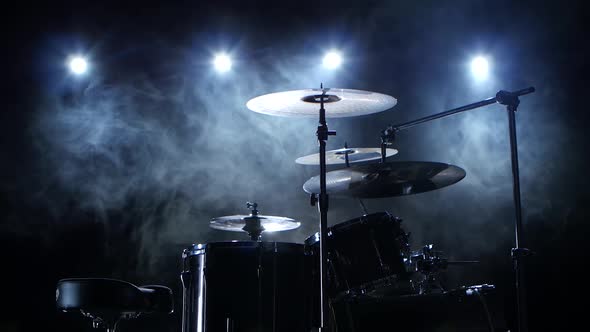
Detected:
left=305, top=212, right=413, bottom=299
left=181, top=241, right=311, bottom=332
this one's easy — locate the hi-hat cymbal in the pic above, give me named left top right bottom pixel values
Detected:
left=210, top=215, right=301, bottom=232
left=246, top=88, right=397, bottom=118
left=302, top=161, right=466, bottom=198
left=296, top=147, right=398, bottom=165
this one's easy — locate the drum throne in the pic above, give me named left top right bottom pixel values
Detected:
left=56, top=278, right=174, bottom=332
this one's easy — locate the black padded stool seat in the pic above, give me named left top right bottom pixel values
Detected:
left=56, top=278, right=173, bottom=332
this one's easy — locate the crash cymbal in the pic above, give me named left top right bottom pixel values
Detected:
left=210, top=215, right=301, bottom=232
left=296, top=147, right=398, bottom=165
left=302, top=161, right=466, bottom=198
left=246, top=88, right=397, bottom=118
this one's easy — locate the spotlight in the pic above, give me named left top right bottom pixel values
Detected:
left=213, top=53, right=232, bottom=73
left=323, top=51, right=342, bottom=69
left=470, top=56, right=489, bottom=81
left=68, top=55, right=88, bottom=75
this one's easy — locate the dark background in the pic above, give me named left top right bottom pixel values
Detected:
left=1, top=0, right=588, bottom=331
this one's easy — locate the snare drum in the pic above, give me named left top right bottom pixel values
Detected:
left=181, top=241, right=311, bottom=332
left=305, top=212, right=413, bottom=298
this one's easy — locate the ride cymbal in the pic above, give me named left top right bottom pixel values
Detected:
left=302, top=161, right=466, bottom=198
left=246, top=88, right=397, bottom=118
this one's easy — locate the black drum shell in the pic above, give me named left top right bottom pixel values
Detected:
left=181, top=241, right=311, bottom=332
left=305, top=212, right=412, bottom=299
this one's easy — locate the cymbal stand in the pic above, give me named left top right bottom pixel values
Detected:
left=381, top=87, right=535, bottom=332
left=338, top=142, right=369, bottom=215
left=343, top=142, right=351, bottom=167
left=314, top=84, right=336, bottom=329
left=497, top=91, right=534, bottom=332
left=358, top=198, right=369, bottom=215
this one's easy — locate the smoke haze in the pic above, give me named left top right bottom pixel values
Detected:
left=1, top=1, right=588, bottom=331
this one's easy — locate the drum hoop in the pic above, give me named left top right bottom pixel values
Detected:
left=335, top=273, right=415, bottom=299
left=304, top=211, right=400, bottom=244
left=184, top=241, right=304, bottom=257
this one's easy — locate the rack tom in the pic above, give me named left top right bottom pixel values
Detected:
left=305, top=212, right=413, bottom=299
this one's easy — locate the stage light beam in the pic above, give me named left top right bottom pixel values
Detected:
left=213, top=53, right=232, bottom=73
left=68, top=56, right=88, bottom=75
left=470, top=56, right=489, bottom=81
left=323, top=51, right=342, bottom=69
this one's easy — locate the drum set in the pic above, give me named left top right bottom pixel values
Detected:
left=180, top=86, right=535, bottom=332
left=56, top=86, right=535, bottom=332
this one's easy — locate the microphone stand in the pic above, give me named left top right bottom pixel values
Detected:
left=380, top=87, right=535, bottom=332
